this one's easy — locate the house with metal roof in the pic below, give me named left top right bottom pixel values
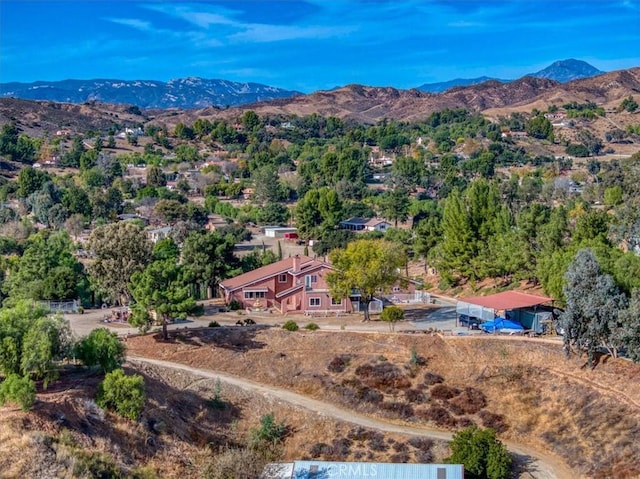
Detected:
left=261, top=461, right=464, bottom=479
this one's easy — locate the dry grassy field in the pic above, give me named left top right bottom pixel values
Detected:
left=125, top=327, right=640, bottom=479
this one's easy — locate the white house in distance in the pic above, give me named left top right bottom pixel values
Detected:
left=339, top=217, right=392, bottom=232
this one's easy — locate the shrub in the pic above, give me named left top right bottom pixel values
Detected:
left=310, top=442, right=333, bottom=458
left=304, top=322, right=320, bottom=331
left=76, top=328, right=126, bottom=373
left=208, top=321, right=221, bottom=328
left=405, top=388, right=426, bottom=403
left=346, top=426, right=377, bottom=442
left=0, top=374, right=36, bottom=411
left=251, top=413, right=287, bottom=444
left=204, top=447, right=268, bottom=479
left=430, top=384, right=460, bottom=400
left=96, top=369, right=145, bottom=420
left=72, top=451, right=121, bottom=478
left=381, top=401, right=415, bottom=419
left=478, top=410, right=508, bottom=433
left=422, top=372, right=444, bottom=386
left=380, top=306, right=404, bottom=331
left=229, top=300, right=242, bottom=311
left=282, top=320, right=299, bottom=332
left=417, top=405, right=456, bottom=427
left=327, top=355, right=351, bottom=373
left=448, top=426, right=512, bottom=479
left=449, top=387, right=487, bottom=415
left=355, top=362, right=411, bottom=392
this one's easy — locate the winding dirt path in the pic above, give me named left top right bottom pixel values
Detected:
left=128, top=355, right=575, bottom=479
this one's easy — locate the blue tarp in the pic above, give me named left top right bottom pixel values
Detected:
left=481, top=317, right=524, bottom=333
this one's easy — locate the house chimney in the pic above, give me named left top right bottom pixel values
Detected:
left=292, top=254, right=300, bottom=273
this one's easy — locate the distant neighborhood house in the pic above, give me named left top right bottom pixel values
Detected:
left=339, top=217, right=392, bottom=232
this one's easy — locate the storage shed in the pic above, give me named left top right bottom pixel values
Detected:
left=457, top=291, right=553, bottom=334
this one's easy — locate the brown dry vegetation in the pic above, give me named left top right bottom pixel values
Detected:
left=123, top=327, right=640, bottom=478
left=0, top=359, right=447, bottom=479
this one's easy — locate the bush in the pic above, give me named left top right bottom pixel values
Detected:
left=282, top=320, right=299, bottom=332
left=355, top=362, right=411, bottom=392
left=304, top=322, right=320, bottom=331
left=449, top=387, right=487, bottom=415
left=448, top=426, right=512, bottom=479
left=423, top=372, right=444, bottom=386
left=380, top=306, right=404, bottom=331
left=208, top=321, right=221, bottom=328
left=327, top=355, right=351, bottom=373
left=0, top=374, right=36, bottom=411
left=76, top=328, right=126, bottom=373
left=251, top=413, right=287, bottom=444
left=430, top=384, right=460, bottom=400
left=229, top=300, right=242, bottom=311
left=72, top=451, right=121, bottom=478
left=96, top=369, right=145, bottom=420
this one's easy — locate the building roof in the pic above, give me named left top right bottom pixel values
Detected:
left=365, top=218, right=391, bottom=227
left=460, top=291, right=552, bottom=310
left=220, top=256, right=326, bottom=292
left=339, top=217, right=370, bottom=226
left=262, top=461, right=464, bottom=479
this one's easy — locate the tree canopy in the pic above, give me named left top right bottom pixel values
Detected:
left=327, top=239, right=407, bottom=321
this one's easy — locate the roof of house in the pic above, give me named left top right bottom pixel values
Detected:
left=220, top=256, right=328, bottom=292
left=459, top=291, right=552, bottom=310
left=339, top=217, right=370, bottom=225
left=365, top=218, right=391, bottom=227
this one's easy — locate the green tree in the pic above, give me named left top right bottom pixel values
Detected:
left=0, top=302, right=73, bottom=388
left=327, top=239, right=407, bottom=322
left=439, top=189, right=475, bottom=279
left=380, top=306, right=404, bottom=331
left=0, top=374, right=36, bottom=411
left=3, top=231, right=86, bottom=303
left=87, top=222, right=153, bottom=305
left=603, top=186, right=623, bottom=206
left=561, top=249, right=627, bottom=366
left=448, top=426, right=512, bottom=479
left=17, top=167, right=50, bottom=197
left=146, top=165, right=166, bottom=187
left=619, top=289, right=640, bottom=363
left=75, top=328, right=126, bottom=373
left=154, top=199, right=187, bottom=224
left=96, top=369, right=145, bottom=420
left=619, top=96, right=638, bottom=113
left=525, top=115, right=553, bottom=141
left=181, top=231, right=238, bottom=300
left=130, top=259, right=195, bottom=340
left=380, top=188, right=410, bottom=227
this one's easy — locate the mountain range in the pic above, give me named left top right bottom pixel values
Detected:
left=0, top=78, right=301, bottom=109
left=417, top=59, right=603, bottom=93
left=0, top=59, right=606, bottom=110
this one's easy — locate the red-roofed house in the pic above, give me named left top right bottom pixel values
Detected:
left=219, top=255, right=355, bottom=315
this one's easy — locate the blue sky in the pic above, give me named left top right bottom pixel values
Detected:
left=1, top=1, right=639, bottom=92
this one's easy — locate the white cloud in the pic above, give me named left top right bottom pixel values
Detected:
left=104, top=18, right=154, bottom=32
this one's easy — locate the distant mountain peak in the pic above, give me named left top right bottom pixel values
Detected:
left=530, top=59, right=604, bottom=83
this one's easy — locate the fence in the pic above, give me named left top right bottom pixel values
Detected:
left=382, top=291, right=431, bottom=305
left=40, top=299, right=80, bottom=313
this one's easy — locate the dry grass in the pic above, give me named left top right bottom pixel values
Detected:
left=125, top=327, right=640, bottom=478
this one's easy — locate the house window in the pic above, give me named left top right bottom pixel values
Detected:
left=305, top=274, right=318, bottom=288
left=278, top=274, right=288, bottom=283
left=393, top=286, right=400, bottom=293
left=331, top=297, right=343, bottom=306
left=244, top=291, right=266, bottom=299
left=309, top=297, right=321, bottom=307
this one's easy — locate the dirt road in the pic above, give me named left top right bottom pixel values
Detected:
left=128, top=355, right=575, bottom=479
